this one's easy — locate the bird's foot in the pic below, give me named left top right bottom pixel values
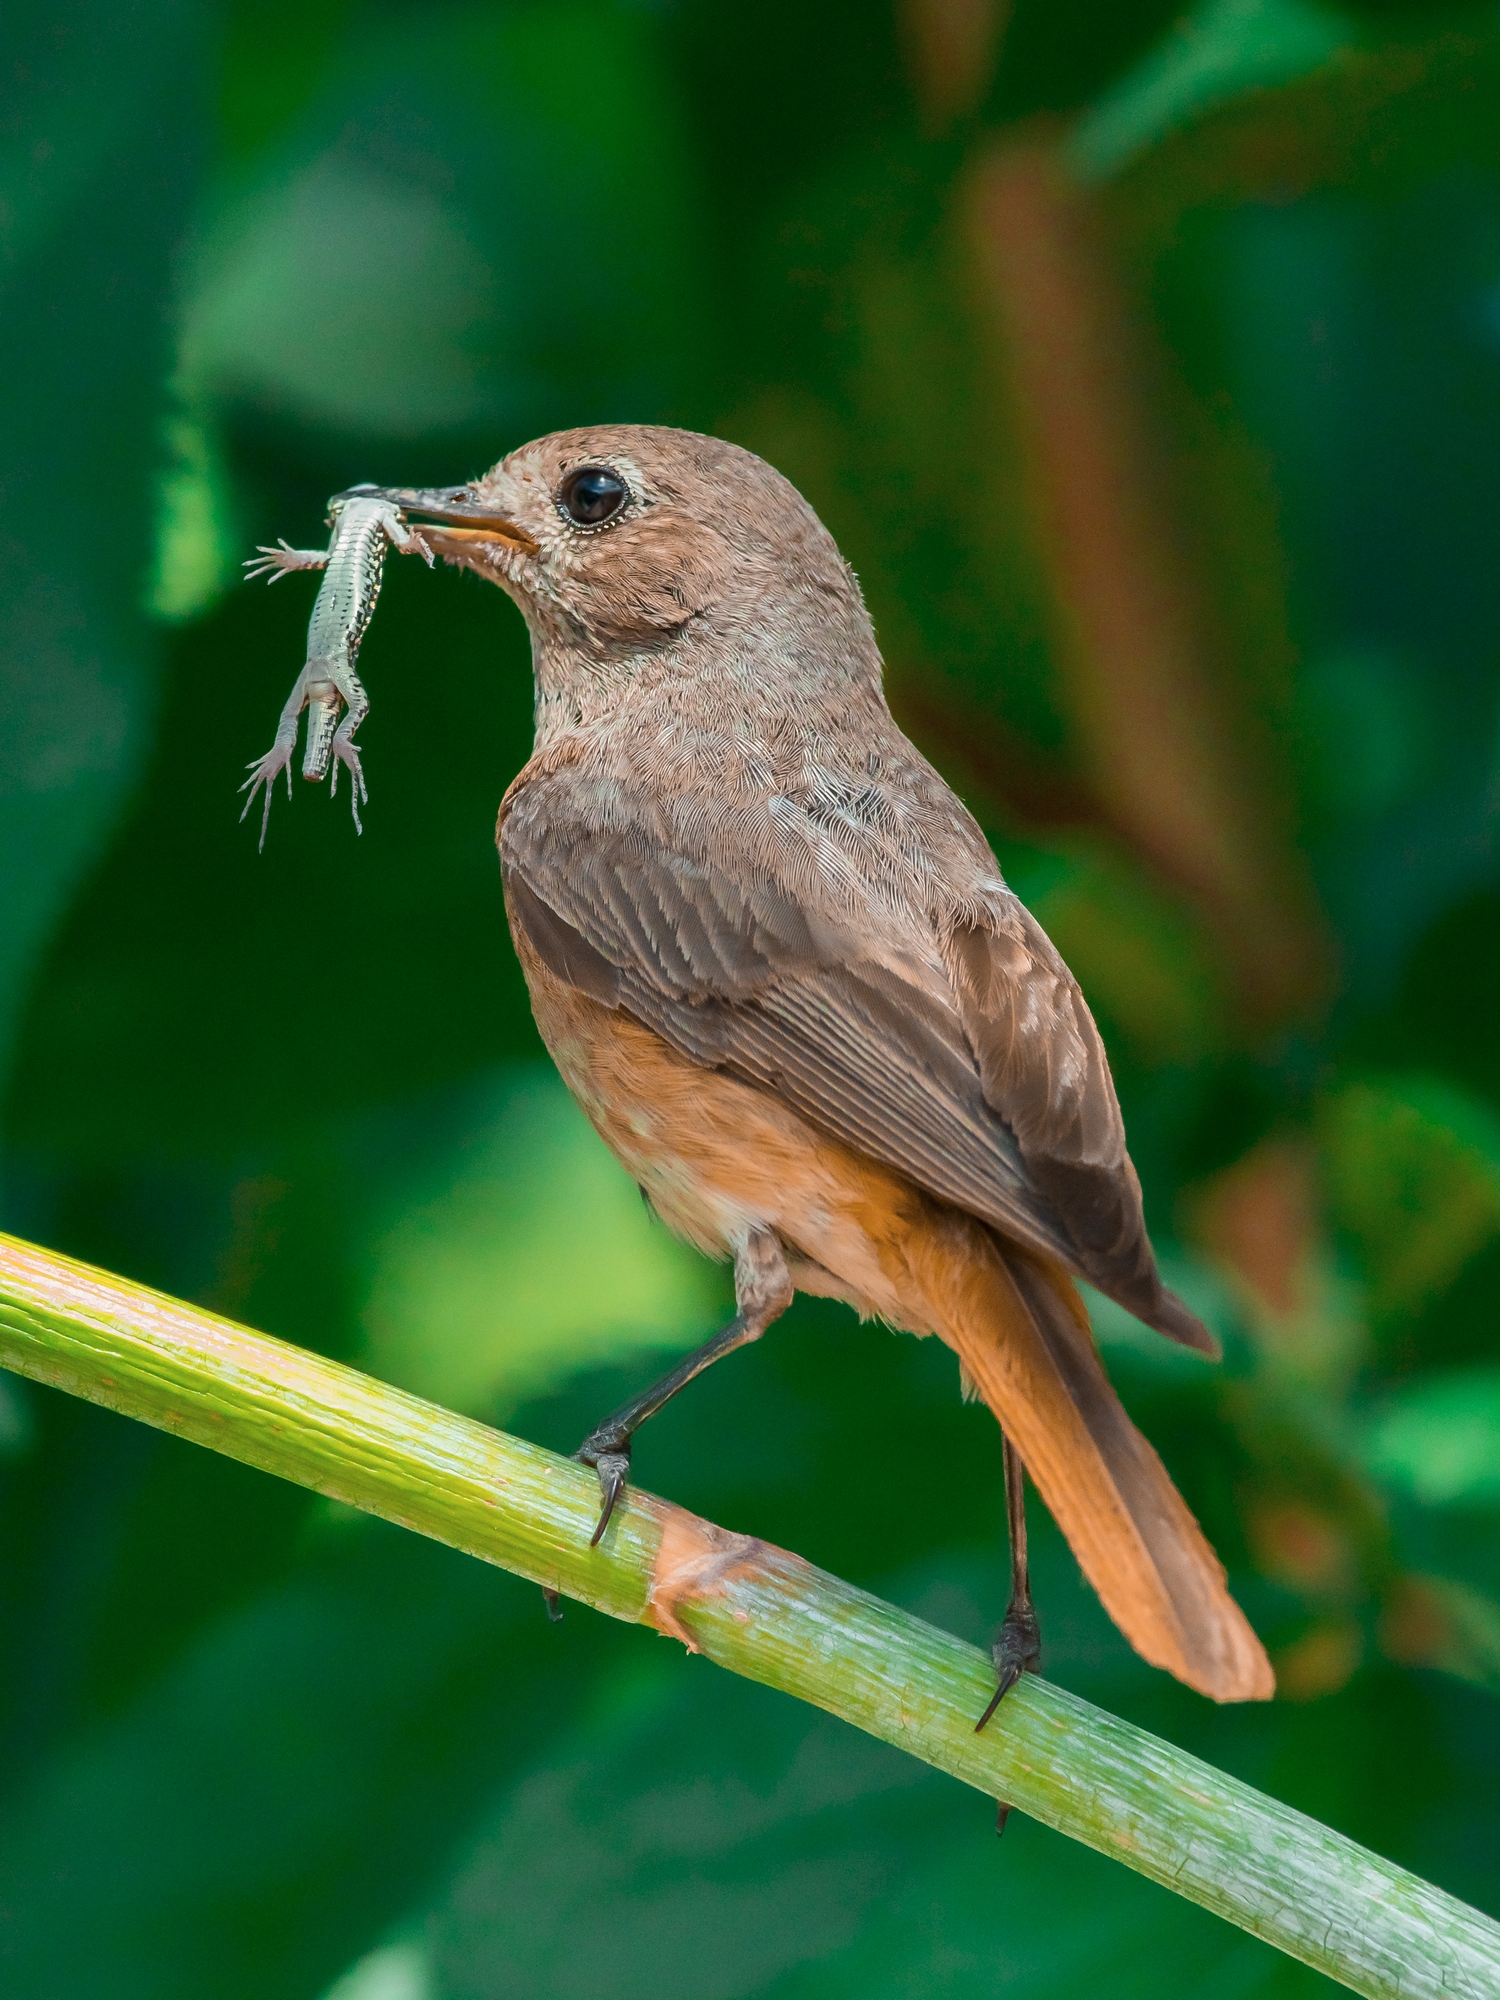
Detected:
left=976, top=1592, right=1041, bottom=1733
left=977, top=1591, right=1041, bottom=1837
left=536, top=1432, right=632, bottom=1616
left=539, top=1429, right=633, bottom=1622
left=576, top=1428, right=632, bottom=1547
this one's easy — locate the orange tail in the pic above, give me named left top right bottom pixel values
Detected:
left=906, top=1212, right=1273, bottom=1702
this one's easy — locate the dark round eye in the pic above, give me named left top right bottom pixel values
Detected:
left=558, top=465, right=628, bottom=527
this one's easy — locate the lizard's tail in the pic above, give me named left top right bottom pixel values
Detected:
left=906, top=1211, right=1273, bottom=1702
left=301, top=675, right=341, bottom=783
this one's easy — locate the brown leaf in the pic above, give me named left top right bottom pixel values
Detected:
left=969, top=134, right=1332, bottom=1030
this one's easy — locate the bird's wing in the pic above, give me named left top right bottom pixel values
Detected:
left=500, top=776, right=1210, bottom=1349
left=943, top=907, right=1211, bottom=1348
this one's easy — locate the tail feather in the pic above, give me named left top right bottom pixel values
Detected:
left=909, top=1214, right=1273, bottom=1702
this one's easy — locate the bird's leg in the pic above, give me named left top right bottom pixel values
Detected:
left=578, top=1228, right=792, bottom=1542
left=976, top=1433, right=1041, bottom=1828
left=996, top=1432, right=1042, bottom=1690
left=543, top=1230, right=792, bottom=1618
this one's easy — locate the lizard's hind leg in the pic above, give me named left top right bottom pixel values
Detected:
left=240, top=668, right=311, bottom=850
left=240, top=749, right=295, bottom=851
left=326, top=664, right=371, bottom=833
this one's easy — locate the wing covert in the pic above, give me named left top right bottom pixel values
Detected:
left=500, top=773, right=1213, bottom=1350
left=500, top=787, right=1080, bottom=1269
left=945, top=908, right=1215, bottom=1350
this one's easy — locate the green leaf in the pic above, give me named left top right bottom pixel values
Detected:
left=146, top=404, right=241, bottom=624
left=1382, top=1573, right=1500, bottom=1691
left=1070, top=0, right=1356, bottom=182
left=183, top=0, right=704, bottom=441
left=1320, top=1077, right=1500, bottom=1324
left=320, top=1942, right=431, bottom=2000
left=1364, top=1368, right=1500, bottom=1508
left=0, top=5, right=208, bottom=1098
left=0, top=1376, right=33, bottom=1460
left=1292, top=646, right=1438, bottom=829
left=0, top=1521, right=568, bottom=2000
left=186, top=157, right=508, bottom=436
left=358, top=1067, right=723, bottom=1416
left=317, top=1580, right=1289, bottom=2000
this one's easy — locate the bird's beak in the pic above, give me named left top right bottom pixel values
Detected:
left=340, top=483, right=540, bottom=556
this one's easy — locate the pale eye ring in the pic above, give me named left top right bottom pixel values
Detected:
left=557, top=465, right=629, bottom=527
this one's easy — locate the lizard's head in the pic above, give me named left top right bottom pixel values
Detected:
left=380, top=425, right=878, bottom=712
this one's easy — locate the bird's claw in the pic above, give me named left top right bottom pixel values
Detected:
left=575, top=1437, right=631, bottom=1547
left=975, top=1594, right=1041, bottom=1733
left=976, top=1593, right=1042, bottom=1836
left=538, top=1434, right=630, bottom=1620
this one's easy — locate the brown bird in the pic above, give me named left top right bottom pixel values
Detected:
left=379, top=425, right=1274, bottom=1713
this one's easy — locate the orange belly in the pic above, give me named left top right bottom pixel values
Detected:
left=517, top=939, right=945, bottom=1333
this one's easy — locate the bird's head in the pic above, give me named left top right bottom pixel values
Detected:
left=376, top=424, right=881, bottom=730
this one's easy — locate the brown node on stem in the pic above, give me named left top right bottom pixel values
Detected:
left=648, top=1508, right=769, bottom=1652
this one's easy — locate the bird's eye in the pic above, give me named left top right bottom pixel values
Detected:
left=558, top=465, right=628, bottom=527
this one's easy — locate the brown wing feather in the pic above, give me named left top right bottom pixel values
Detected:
left=946, top=911, right=1213, bottom=1350
left=501, top=777, right=1211, bottom=1349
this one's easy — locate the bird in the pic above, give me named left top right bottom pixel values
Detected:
left=376, top=424, right=1274, bottom=1715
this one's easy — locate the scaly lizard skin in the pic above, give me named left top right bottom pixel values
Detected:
left=240, top=490, right=433, bottom=846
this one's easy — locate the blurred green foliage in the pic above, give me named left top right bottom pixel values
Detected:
left=3, top=1, right=1500, bottom=1993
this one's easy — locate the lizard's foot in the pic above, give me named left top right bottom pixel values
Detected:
left=407, top=527, right=436, bottom=568
left=243, top=540, right=327, bottom=583
left=328, top=736, right=368, bottom=834
left=239, top=742, right=296, bottom=851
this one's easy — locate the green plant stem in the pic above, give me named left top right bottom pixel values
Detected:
left=0, top=1231, right=1494, bottom=1999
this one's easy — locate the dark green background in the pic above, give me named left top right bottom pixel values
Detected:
left=3, top=3, right=1499, bottom=1994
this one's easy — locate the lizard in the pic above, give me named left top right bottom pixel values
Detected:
left=240, top=488, right=434, bottom=847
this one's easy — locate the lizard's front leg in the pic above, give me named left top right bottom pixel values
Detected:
left=243, top=540, right=330, bottom=584
left=386, top=519, right=436, bottom=567
left=240, top=666, right=313, bottom=849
